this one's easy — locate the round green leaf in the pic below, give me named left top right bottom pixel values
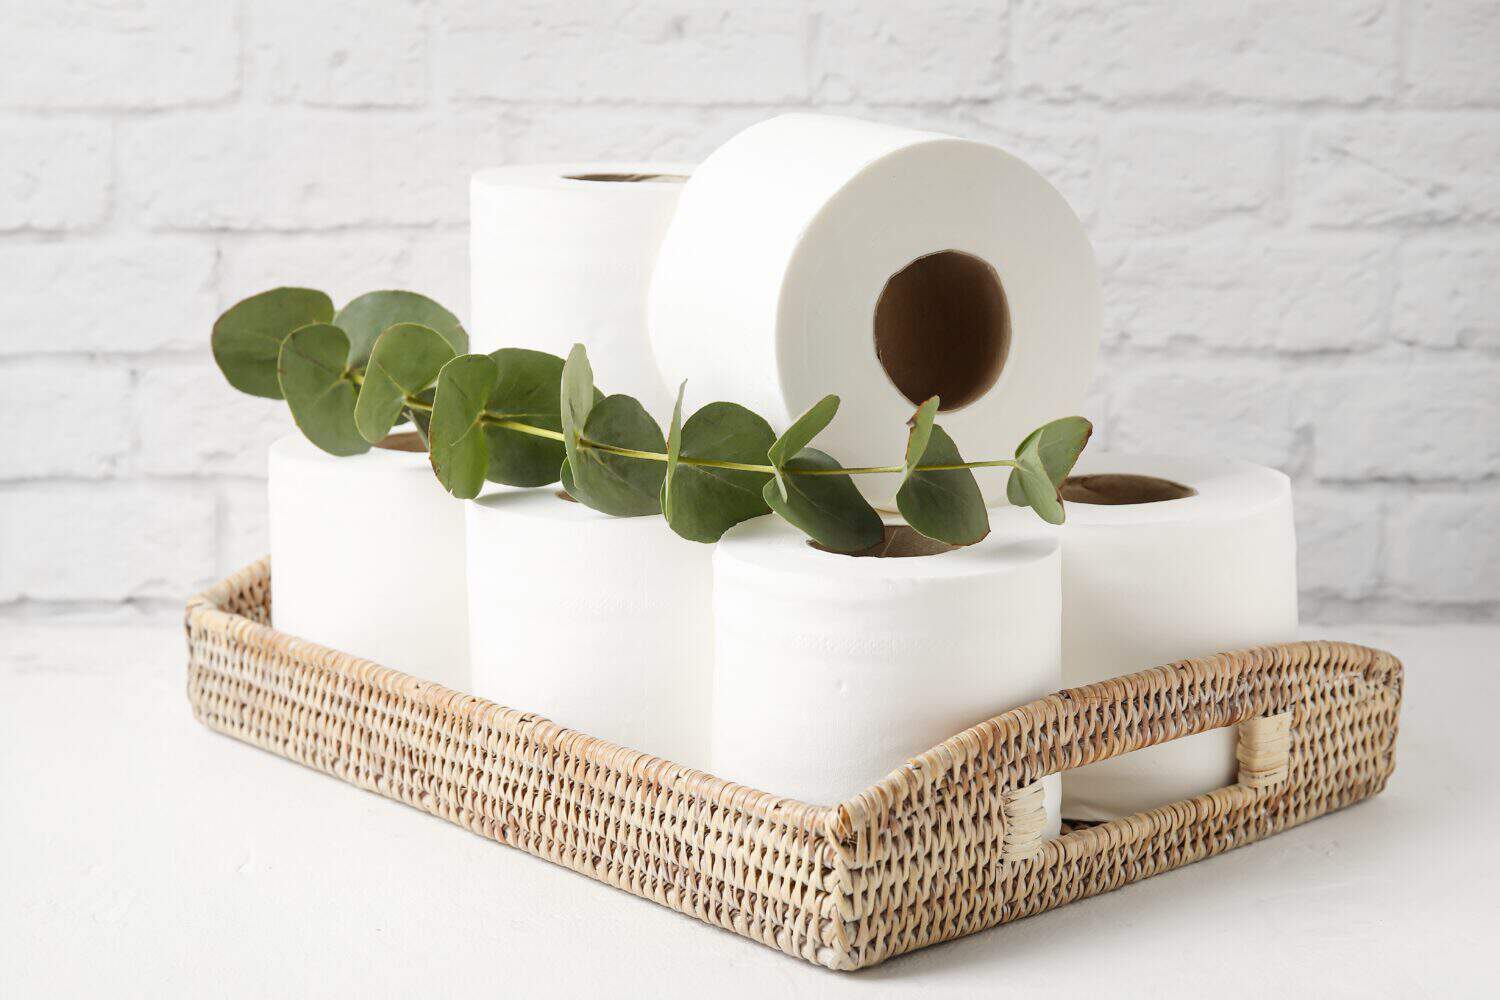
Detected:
left=212, top=287, right=333, bottom=399
left=1014, top=432, right=1065, bottom=525
left=428, top=354, right=498, bottom=499
left=895, top=424, right=989, bottom=545
left=767, top=394, right=840, bottom=500
left=562, top=394, right=665, bottom=517
left=661, top=401, right=775, bottom=543
left=1006, top=416, right=1094, bottom=509
left=277, top=323, right=369, bottom=456
left=901, top=396, right=940, bottom=486
left=480, top=348, right=571, bottom=487
left=762, top=447, right=884, bottom=552
left=333, top=290, right=467, bottom=369
left=559, top=343, right=596, bottom=478
left=354, top=323, right=458, bottom=444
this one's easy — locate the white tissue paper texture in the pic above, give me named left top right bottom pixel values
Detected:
left=649, top=114, right=1100, bottom=506
left=470, top=164, right=692, bottom=420
left=995, top=453, right=1299, bottom=822
left=466, top=489, right=714, bottom=768
left=712, top=515, right=1063, bottom=828
left=268, top=434, right=469, bottom=689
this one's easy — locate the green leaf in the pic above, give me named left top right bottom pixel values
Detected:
left=1014, top=432, right=1065, bottom=525
left=561, top=394, right=665, bottom=516
left=900, top=396, right=940, bottom=486
left=277, top=323, right=370, bottom=456
left=662, top=382, right=687, bottom=515
left=559, top=343, right=596, bottom=482
left=767, top=394, right=839, bottom=500
left=895, top=424, right=989, bottom=545
left=1006, top=416, right=1094, bottom=508
left=428, top=354, right=498, bottom=499
left=333, top=290, right=467, bottom=369
left=661, top=401, right=775, bottom=543
left=354, top=323, right=458, bottom=444
left=762, top=447, right=884, bottom=552
left=479, top=348, right=573, bottom=488
left=212, top=287, right=333, bottom=399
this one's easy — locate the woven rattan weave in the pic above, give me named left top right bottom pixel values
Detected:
left=185, top=559, right=1402, bottom=971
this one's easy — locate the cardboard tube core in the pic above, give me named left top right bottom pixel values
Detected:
left=377, top=432, right=426, bottom=453
left=563, top=172, right=689, bottom=184
left=1061, top=473, right=1198, bottom=505
left=809, top=524, right=960, bottom=559
left=874, top=250, right=1010, bottom=412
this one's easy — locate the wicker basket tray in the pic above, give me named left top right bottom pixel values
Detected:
left=185, top=559, right=1402, bottom=971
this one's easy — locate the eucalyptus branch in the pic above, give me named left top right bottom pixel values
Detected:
left=213, top=286, right=1092, bottom=552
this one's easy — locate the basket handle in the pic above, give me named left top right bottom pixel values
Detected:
left=999, top=710, right=1293, bottom=863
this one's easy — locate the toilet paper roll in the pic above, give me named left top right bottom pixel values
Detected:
left=466, top=489, right=714, bottom=767
left=712, top=515, right=1062, bottom=828
left=268, top=432, right=469, bottom=689
left=649, top=114, right=1100, bottom=505
left=995, top=453, right=1299, bottom=822
left=470, top=163, right=692, bottom=419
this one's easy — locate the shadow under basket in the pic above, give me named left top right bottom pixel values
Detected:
left=185, top=559, right=1402, bottom=972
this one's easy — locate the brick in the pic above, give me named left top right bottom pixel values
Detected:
left=1102, top=120, right=1281, bottom=234
left=1310, top=362, right=1500, bottom=481
left=122, top=111, right=509, bottom=230
left=0, top=121, right=111, bottom=231
left=249, top=0, right=427, bottom=108
left=135, top=364, right=293, bottom=478
left=1100, top=237, right=1392, bottom=352
left=1299, top=115, right=1500, bottom=226
left=4, top=362, right=132, bottom=479
left=0, top=238, right=217, bottom=355
left=1392, top=240, right=1500, bottom=348
left=438, top=0, right=808, bottom=104
left=1389, top=492, right=1500, bottom=602
left=507, top=105, right=765, bottom=163
left=219, top=479, right=269, bottom=576
left=1406, top=0, right=1500, bottom=107
left=1294, top=488, right=1384, bottom=599
left=1110, top=364, right=1301, bottom=470
left=1016, top=1, right=1397, bottom=105
left=217, top=233, right=411, bottom=313
left=0, top=482, right=215, bottom=602
left=811, top=2, right=1006, bottom=103
left=0, top=0, right=237, bottom=110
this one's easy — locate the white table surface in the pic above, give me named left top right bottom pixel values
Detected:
left=3, top=622, right=1496, bottom=998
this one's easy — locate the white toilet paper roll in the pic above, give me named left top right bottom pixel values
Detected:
left=995, top=453, right=1299, bottom=822
left=649, top=114, right=1100, bottom=505
left=465, top=489, right=714, bottom=767
left=712, top=516, right=1062, bottom=827
left=470, top=164, right=692, bottom=419
left=268, top=432, right=469, bottom=689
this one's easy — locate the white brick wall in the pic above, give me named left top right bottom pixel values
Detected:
left=3, top=0, right=1497, bottom=624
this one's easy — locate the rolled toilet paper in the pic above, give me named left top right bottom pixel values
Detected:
left=712, top=515, right=1062, bottom=829
left=995, top=453, right=1299, bottom=822
left=465, top=489, right=714, bottom=767
left=268, top=432, right=469, bottom=689
left=470, top=163, right=692, bottom=419
left=649, top=114, right=1100, bottom=505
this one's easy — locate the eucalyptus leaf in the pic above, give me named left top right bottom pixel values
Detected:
left=662, top=382, right=686, bottom=514
left=1014, top=433, right=1065, bottom=525
left=333, top=290, right=467, bottom=369
left=212, top=287, right=333, bottom=399
left=762, top=447, right=884, bottom=552
left=767, top=394, right=840, bottom=500
left=1006, top=416, right=1094, bottom=508
left=561, top=394, right=666, bottom=516
left=901, top=396, right=940, bottom=486
left=479, top=348, right=582, bottom=488
left=661, top=401, right=775, bottom=543
left=559, top=343, right=596, bottom=481
left=428, top=353, right=498, bottom=499
left=896, top=424, right=989, bottom=545
left=354, top=323, right=458, bottom=444
left=277, top=323, right=370, bottom=456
